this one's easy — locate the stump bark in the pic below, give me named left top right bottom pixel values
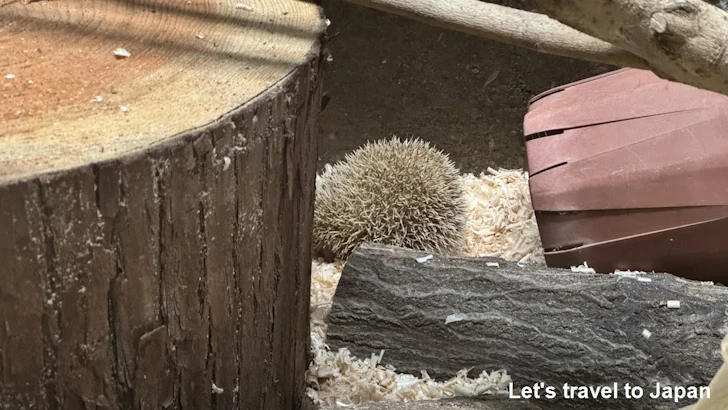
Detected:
left=0, top=0, right=325, bottom=408
left=326, top=243, right=728, bottom=409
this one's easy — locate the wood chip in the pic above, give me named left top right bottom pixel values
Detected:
left=113, top=48, right=131, bottom=58
left=571, top=262, right=596, bottom=274
left=234, top=2, right=253, bottom=11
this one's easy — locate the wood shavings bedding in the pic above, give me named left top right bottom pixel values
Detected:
left=460, top=168, right=545, bottom=265
left=311, top=259, right=345, bottom=343
left=306, top=346, right=511, bottom=406
left=307, top=168, right=541, bottom=407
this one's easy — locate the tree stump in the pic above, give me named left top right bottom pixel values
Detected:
left=0, top=1, right=325, bottom=409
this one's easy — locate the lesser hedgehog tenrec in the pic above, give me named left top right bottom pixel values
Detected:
left=313, top=136, right=467, bottom=261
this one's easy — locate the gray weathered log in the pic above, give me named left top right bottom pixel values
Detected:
left=326, top=243, right=728, bottom=409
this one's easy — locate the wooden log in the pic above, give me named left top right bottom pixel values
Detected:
left=0, top=1, right=325, bottom=408
left=326, top=243, right=728, bottom=409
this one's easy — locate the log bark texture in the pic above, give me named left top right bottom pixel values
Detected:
left=326, top=243, right=728, bottom=409
left=0, top=0, right=325, bottom=408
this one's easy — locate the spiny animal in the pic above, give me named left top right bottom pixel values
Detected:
left=313, top=136, right=467, bottom=260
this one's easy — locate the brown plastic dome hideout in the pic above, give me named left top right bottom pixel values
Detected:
left=523, top=68, right=728, bottom=283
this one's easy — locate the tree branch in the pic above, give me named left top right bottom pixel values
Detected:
left=533, top=0, right=728, bottom=95
left=340, top=0, right=649, bottom=69
left=338, top=0, right=728, bottom=96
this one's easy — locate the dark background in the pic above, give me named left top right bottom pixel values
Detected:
left=316, top=0, right=616, bottom=174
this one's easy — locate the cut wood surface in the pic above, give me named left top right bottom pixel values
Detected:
left=0, top=0, right=325, bottom=408
left=326, top=243, right=728, bottom=409
left=0, top=0, right=325, bottom=183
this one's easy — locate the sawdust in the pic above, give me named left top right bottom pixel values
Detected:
left=460, top=168, right=544, bottom=264
left=306, top=343, right=512, bottom=406
left=307, top=168, right=542, bottom=407
left=310, top=259, right=345, bottom=344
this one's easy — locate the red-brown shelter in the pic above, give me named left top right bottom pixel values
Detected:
left=524, top=68, right=728, bottom=283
